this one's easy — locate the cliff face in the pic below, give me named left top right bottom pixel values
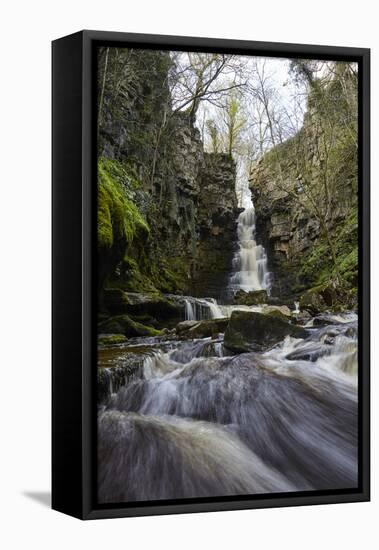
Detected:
left=191, top=153, right=239, bottom=300
left=97, top=49, right=239, bottom=301
left=250, top=72, right=358, bottom=300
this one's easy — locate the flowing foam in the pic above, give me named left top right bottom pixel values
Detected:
left=99, top=316, right=358, bottom=502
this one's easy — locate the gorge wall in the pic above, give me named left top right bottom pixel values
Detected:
left=97, top=48, right=239, bottom=305
left=249, top=68, right=358, bottom=301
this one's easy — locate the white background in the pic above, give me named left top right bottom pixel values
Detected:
left=1, top=1, right=376, bottom=548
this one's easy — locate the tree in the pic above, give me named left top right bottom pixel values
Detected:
left=220, top=90, right=246, bottom=157
left=169, top=52, right=248, bottom=125
left=206, top=119, right=221, bottom=153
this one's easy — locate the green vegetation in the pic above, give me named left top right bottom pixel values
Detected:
left=98, top=157, right=149, bottom=251
left=299, top=210, right=358, bottom=290
left=98, top=334, right=127, bottom=346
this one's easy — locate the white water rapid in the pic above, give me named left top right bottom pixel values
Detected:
left=98, top=313, right=358, bottom=503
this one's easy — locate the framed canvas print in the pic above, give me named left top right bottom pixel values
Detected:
left=52, top=30, right=370, bottom=519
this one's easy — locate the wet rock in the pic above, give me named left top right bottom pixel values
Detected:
left=98, top=315, right=160, bottom=337
left=312, top=315, right=338, bottom=327
left=234, top=289, right=268, bottom=306
left=176, top=320, right=201, bottom=335
left=286, top=344, right=331, bottom=362
left=97, top=360, right=144, bottom=404
left=292, top=311, right=312, bottom=325
left=224, top=311, right=307, bottom=353
left=178, top=318, right=229, bottom=339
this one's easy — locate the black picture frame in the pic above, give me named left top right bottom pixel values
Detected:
left=52, top=30, right=370, bottom=520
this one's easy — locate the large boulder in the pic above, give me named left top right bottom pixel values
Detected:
left=177, top=318, right=229, bottom=339
left=224, top=311, right=307, bottom=353
left=98, top=315, right=160, bottom=337
left=261, top=305, right=292, bottom=321
left=234, top=289, right=268, bottom=306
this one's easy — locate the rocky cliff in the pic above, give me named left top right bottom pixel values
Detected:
left=191, top=153, right=239, bottom=300
left=250, top=68, right=358, bottom=301
left=97, top=48, right=239, bottom=306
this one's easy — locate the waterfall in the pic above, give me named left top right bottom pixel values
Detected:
left=183, top=297, right=224, bottom=321
left=229, top=176, right=271, bottom=295
left=184, top=299, right=196, bottom=320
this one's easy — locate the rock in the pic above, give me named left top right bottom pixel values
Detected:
left=97, top=360, right=144, bottom=404
left=299, top=282, right=351, bottom=315
left=98, top=333, right=127, bottom=346
left=177, top=318, right=229, bottom=339
left=250, top=101, right=358, bottom=303
left=103, top=288, right=129, bottom=314
left=175, top=320, right=201, bottom=335
left=98, top=315, right=160, bottom=337
left=299, top=285, right=330, bottom=315
left=292, top=311, right=312, bottom=325
left=234, top=289, right=268, bottom=305
left=312, top=315, right=338, bottom=327
left=266, top=296, right=281, bottom=305
left=224, top=311, right=308, bottom=353
left=123, top=292, right=183, bottom=323
left=190, top=153, right=240, bottom=299
left=261, top=305, right=292, bottom=320
left=286, top=344, right=331, bottom=362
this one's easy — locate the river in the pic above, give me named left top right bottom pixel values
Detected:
left=97, top=310, right=358, bottom=503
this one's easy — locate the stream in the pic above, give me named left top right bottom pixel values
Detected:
left=97, top=173, right=357, bottom=504
left=97, top=310, right=358, bottom=503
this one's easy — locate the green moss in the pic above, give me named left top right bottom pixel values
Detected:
left=98, top=314, right=161, bottom=337
left=297, top=207, right=358, bottom=293
left=150, top=256, right=190, bottom=294
left=98, top=334, right=127, bottom=346
left=119, top=256, right=161, bottom=294
left=97, top=157, right=149, bottom=251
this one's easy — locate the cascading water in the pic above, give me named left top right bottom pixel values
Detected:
left=98, top=314, right=358, bottom=503
left=182, top=295, right=264, bottom=321
left=229, top=176, right=271, bottom=295
left=184, top=297, right=224, bottom=320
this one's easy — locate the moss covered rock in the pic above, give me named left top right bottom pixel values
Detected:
left=261, top=305, right=292, bottom=321
left=98, top=314, right=160, bottom=337
left=98, top=334, right=127, bottom=346
left=299, top=282, right=355, bottom=315
left=224, top=310, right=307, bottom=353
left=234, top=289, right=268, bottom=306
left=103, top=288, right=130, bottom=314
left=123, top=293, right=183, bottom=325
left=97, top=158, right=150, bottom=290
